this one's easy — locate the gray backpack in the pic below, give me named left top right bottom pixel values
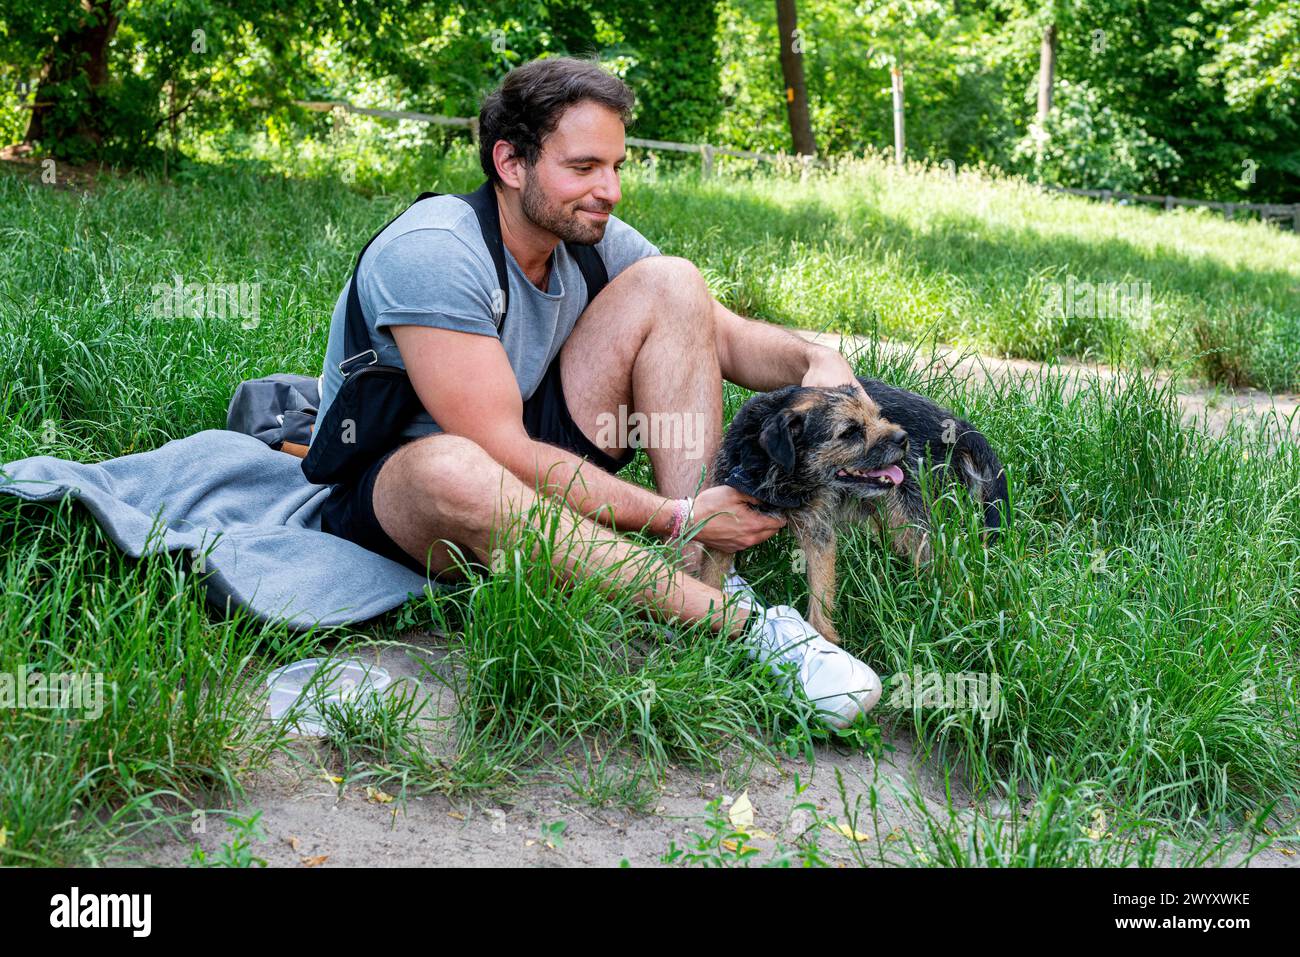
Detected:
left=226, top=373, right=322, bottom=457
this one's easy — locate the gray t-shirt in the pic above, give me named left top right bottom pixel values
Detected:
left=312, top=194, right=660, bottom=446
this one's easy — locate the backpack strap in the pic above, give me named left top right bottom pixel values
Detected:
left=338, top=189, right=442, bottom=377
left=566, top=241, right=609, bottom=307
left=456, top=181, right=511, bottom=332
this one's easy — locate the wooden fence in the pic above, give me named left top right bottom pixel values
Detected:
left=1040, top=185, right=1300, bottom=232
left=294, top=98, right=823, bottom=175
left=298, top=99, right=1300, bottom=232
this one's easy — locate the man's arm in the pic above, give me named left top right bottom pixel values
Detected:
left=711, top=296, right=864, bottom=394
left=392, top=324, right=679, bottom=536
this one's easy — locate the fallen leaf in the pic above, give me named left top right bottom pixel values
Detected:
left=728, top=790, right=754, bottom=830
left=747, top=828, right=777, bottom=841
left=826, top=821, right=871, bottom=842
left=1084, top=808, right=1107, bottom=841
left=721, top=838, right=757, bottom=854
left=318, top=769, right=343, bottom=785
left=524, top=839, right=537, bottom=847
left=300, top=854, right=329, bottom=867
left=365, top=786, right=393, bottom=805
left=285, top=835, right=300, bottom=852
left=448, top=811, right=465, bottom=821
left=1279, top=847, right=1296, bottom=857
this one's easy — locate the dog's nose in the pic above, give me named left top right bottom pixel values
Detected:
left=890, top=429, right=909, bottom=450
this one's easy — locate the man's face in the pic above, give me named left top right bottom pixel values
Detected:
left=518, top=99, right=625, bottom=245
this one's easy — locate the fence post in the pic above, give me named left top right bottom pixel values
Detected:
left=1225, top=202, right=1235, bottom=221
left=700, top=143, right=714, bottom=178
left=1293, top=204, right=1300, bottom=233
left=890, top=63, right=906, bottom=165
left=1164, top=195, right=1174, bottom=210
left=468, top=117, right=479, bottom=146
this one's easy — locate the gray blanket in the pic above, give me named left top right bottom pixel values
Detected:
left=0, top=429, right=453, bottom=630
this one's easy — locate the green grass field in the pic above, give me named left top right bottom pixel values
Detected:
left=1, top=147, right=1297, bottom=865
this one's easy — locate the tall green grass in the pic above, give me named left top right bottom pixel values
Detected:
left=0, top=495, right=320, bottom=865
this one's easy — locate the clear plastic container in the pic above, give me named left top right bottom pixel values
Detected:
left=264, top=657, right=392, bottom=735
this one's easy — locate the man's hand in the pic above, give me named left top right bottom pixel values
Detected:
left=687, top=484, right=786, bottom=553
left=801, top=347, right=868, bottom=400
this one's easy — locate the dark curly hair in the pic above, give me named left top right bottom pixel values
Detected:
left=478, top=56, right=635, bottom=185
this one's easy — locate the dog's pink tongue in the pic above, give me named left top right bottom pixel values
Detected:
left=867, top=465, right=904, bottom=486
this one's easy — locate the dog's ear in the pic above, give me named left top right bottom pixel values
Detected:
left=758, top=409, right=804, bottom=473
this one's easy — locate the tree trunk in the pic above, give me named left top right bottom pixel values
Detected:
left=25, top=0, right=121, bottom=149
left=1036, top=22, right=1056, bottom=124
left=775, top=0, right=817, bottom=156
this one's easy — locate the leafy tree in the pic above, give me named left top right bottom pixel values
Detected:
left=995, top=0, right=1298, bottom=199
left=1012, top=77, right=1182, bottom=190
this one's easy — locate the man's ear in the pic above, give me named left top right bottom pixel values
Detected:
left=494, top=140, right=526, bottom=190
left=758, top=410, right=803, bottom=473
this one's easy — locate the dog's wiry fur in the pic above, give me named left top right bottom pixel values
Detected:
left=696, top=376, right=1010, bottom=645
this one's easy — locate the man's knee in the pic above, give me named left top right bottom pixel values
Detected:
left=622, top=257, right=716, bottom=346
left=622, top=256, right=711, bottom=306
left=390, top=433, right=517, bottom=526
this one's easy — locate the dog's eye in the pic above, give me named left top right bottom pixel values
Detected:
left=837, top=425, right=862, bottom=441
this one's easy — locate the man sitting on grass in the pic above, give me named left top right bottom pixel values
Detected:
left=312, top=55, right=882, bottom=730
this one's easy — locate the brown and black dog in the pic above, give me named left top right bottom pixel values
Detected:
left=695, top=376, right=1010, bottom=645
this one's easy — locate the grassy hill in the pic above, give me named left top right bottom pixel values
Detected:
left=622, top=155, right=1300, bottom=393
left=0, top=149, right=1296, bottom=866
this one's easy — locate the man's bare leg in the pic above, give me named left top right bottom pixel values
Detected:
left=559, top=256, right=724, bottom=579
left=372, top=432, right=756, bottom=638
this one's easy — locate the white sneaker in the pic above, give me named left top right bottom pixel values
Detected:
left=723, top=569, right=763, bottom=611
left=742, top=604, right=883, bottom=730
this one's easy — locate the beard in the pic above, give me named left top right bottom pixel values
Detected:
left=520, top=173, right=610, bottom=246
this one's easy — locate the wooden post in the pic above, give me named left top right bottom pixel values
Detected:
left=1293, top=204, right=1300, bottom=233
left=468, top=117, right=479, bottom=146
left=890, top=61, right=905, bottom=166
left=1225, top=203, right=1235, bottom=221
left=700, top=143, right=714, bottom=178
left=1164, top=195, right=1174, bottom=210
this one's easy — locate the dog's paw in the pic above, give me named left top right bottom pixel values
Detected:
left=805, top=606, right=842, bottom=645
